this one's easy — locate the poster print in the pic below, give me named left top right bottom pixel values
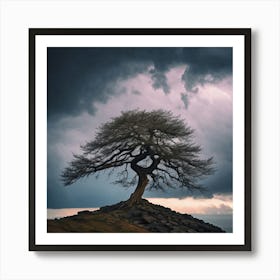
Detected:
left=29, top=29, right=251, bottom=251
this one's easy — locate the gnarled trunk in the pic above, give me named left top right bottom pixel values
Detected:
left=127, top=174, right=148, bottom=206
left=126, top=147, right=160, bottom=207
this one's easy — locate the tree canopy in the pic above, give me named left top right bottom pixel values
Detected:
left=62, top=110, right=214, bottom=205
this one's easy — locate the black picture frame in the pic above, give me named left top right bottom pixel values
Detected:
left=29, top=28, right=251, bottom=251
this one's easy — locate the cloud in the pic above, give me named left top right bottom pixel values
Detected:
left=47, top=48, right=233, bottom=208
left=149, top=67, right=170, bottom=94
left=47, top=48, right=149, bottom=119
left=47, top=47, right=232, bottom=120
left=180, top=93, right=189, bottom=108
left=47, top=64, right=232, bottom=208
left=147, top=194, right=233, bottom=215
left=180, top=48, right=232, bottom=93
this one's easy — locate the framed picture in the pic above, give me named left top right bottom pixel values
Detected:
left=29, top=28, right=251, bottom=251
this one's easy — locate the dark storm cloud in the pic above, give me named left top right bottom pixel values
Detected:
left=47, top=47, right=232, bottom=119
left=47, top=48, right=148, bottom=119
left=131, top=89, right=141, bottom=95
left=47, top=47, right=233, bottom=208
left=180, top=93, right=189, bottom=108
left=149, top=68, right=170, bottom=94
left=180, top=48, right=232, bottom=92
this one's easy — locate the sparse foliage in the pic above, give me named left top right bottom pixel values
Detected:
left=62, top=110, right=214, bottom=205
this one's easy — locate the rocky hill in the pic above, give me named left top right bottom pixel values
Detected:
left=47, top=199, right=225, bottom=233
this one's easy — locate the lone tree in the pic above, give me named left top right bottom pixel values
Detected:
left=62, top=110, right=214, bottom=206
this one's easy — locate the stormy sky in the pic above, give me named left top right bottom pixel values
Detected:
left=47, top=47, right=232, bottom=212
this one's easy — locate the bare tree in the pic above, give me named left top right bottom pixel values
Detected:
left=62, top=110, right=214, bottom=206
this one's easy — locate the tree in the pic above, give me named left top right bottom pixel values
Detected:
left=62, top=110, right=214, bottom=206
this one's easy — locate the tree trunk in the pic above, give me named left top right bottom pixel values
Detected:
left=126, top=174, right=148, bottom=206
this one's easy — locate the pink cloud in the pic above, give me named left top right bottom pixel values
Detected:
left=51, top=65, right=232, bottom=183
left=147, top=194, right=233, bottom=215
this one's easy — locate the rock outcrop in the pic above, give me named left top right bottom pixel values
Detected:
left=47, top=199, right=225, bottom=233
